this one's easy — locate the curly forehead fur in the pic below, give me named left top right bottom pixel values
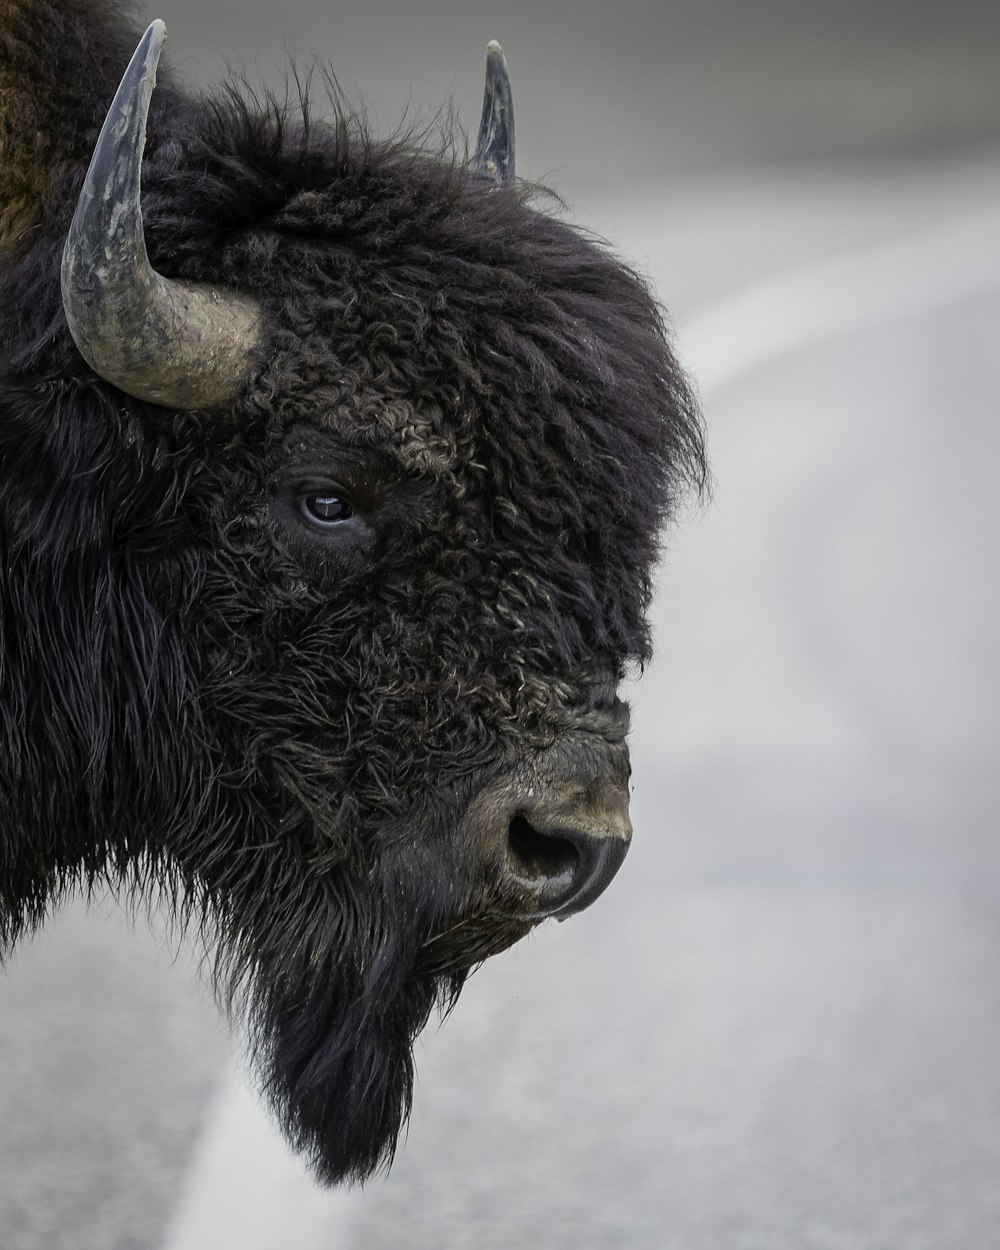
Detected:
left=146, top=85, right=704, bottom=645
left=0, top=0, right=705, bottom=1185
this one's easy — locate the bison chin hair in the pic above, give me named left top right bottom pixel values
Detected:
left=215, top=857, right=523, bottom=1186
left=248, top=943, right=460, bottom=1186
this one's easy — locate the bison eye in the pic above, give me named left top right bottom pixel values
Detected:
left=302, top=494, right=353, bottom=525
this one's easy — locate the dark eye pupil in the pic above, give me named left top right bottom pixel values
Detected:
left=304, top=495, right=352, bottom=523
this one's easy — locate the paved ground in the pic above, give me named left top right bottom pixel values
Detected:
left=2, top=149, right=997, bottom=1248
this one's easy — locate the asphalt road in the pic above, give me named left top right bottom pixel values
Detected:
left=2, top=153, right=999, bottom=1249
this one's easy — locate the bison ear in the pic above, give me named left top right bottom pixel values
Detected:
left=470, top=41, right=515, bottom=185
left=60, top=21, right=264, bottom=411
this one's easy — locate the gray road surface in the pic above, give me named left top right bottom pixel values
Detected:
left=2, top=150, right=998, bottom=1248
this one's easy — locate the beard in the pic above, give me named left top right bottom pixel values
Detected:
left=250, top=943, right=458, bottom=1185
left=230, top=867, right=530, bottom=1186
left=209, top=758, right=537, bottom=1187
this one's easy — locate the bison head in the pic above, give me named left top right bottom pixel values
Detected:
left=0, top=16, right=704, bottom=1182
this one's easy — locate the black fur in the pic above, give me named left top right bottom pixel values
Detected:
left=0, top=0, right=705, bottom=1182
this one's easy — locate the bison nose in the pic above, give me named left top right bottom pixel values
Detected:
left=466, top=759, right=633, bottom=921
left=505, top=809, right=632, bottom=920
left=465, top=745, right=634, bottom=922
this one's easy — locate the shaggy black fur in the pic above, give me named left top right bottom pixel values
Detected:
left=0, top=0, right=705, bottom=1183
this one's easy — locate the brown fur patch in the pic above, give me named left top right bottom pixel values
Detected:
left=0, top=86, right=53, bottom=247
left=1, top=2, right=57, bottom=247
left=0, top=0, right=134, bottom=250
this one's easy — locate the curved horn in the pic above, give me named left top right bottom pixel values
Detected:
left=61, top=21, right=263, bottom=410
left=471, top=41, right=515, bottom=185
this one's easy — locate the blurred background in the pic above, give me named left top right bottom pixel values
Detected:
left=2, top=1, right=999, bottom=1247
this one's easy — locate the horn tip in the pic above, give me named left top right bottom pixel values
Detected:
left=143, top=18, right=168, bottom=57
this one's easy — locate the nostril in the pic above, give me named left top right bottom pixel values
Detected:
left=506, top=814, right=578, bottom=888
left=503, top=812, right=630, bottom=921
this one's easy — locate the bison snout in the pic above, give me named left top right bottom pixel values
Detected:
left=468, top=763, right=633, bottom=921
left=505, top=810, right=631, bottom=919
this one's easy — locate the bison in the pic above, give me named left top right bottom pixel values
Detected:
left=0, top=0, right=705, bottom=1184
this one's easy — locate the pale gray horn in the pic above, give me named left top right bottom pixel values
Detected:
left=61, top=20, right=263, bottom=410
left=471, top=41, right=515, bottom=185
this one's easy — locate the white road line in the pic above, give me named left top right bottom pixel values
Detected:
left=160, top=202, right=1000, bottom=1250
left=680, top=208, right=1000, bottom=395
left=161, top=1058, right=368, bottom=1250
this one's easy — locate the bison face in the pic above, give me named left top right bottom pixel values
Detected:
left=160, top=344, right=646, bottom=1181
left=19, top=22, right=704, bottom=1184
